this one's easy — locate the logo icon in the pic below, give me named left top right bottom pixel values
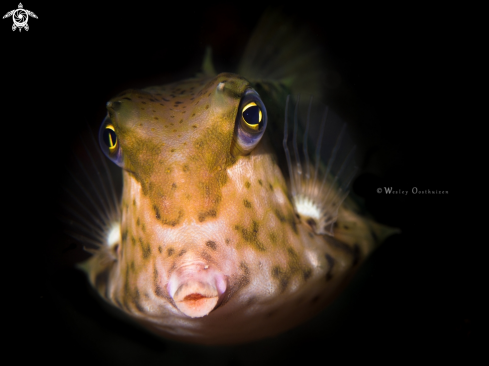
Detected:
left=3, top=3, right=37, bottom=32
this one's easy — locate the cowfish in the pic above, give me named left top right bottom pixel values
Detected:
left=68, top=10, right=399, bottom=345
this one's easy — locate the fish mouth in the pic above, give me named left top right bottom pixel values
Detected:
left=167, top=261, right=227, bottom=318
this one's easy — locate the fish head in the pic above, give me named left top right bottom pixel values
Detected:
left=84, top=72, right=319, bottom=343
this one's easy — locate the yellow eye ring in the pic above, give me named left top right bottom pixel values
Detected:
left=104, top=125, right=118, bottom=152
left=242, top=102, right=262, bottom=131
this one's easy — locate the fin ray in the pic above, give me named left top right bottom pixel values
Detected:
left=238, top=9, right=325, bottom=98
left=60, top=125, right=121, bottom=253
left=284, top=95, right=358, bottom=235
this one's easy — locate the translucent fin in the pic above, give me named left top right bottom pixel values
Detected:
left=283, top=95, right=358, bottom=235
left=333, top=210, right=401, bottom=254
left=237, top=8, right=325, bottom=98
left=201, top=46, right=216, bottom=76
left=59, top=123, right=122, bottom=268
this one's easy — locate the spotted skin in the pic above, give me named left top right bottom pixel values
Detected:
left=80, top=71, right=397, bottom=344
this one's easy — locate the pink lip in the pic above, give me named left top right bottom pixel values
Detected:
left=167, top=261, right=227, bottom=318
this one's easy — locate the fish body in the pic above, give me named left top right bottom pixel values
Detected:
left=74, top=12, right=398, bottom=345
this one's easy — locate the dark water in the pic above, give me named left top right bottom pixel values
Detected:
left=6, top=2, right=478, bottom=364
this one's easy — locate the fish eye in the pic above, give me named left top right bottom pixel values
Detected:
left=233, top=89, right=267, bottom=155
left=242, top=102, right=263, bottom=131
left=103, top=125, right=118, bottom=152
left=99, top=114, right=124, bottom=167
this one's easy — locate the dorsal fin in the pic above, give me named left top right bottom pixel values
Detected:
left=237, top=9, right=325, bottom=99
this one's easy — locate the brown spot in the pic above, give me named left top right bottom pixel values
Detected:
left=287, top=247, right=298, bottom=258
left=239, top=262, right=250, bottom=287
left=167, top=248, right=174, bottom=257
left=139, top=238, right=151, bottom=259
left=153, top=205, right=161, bottom=219
left=258, top=179, right=263, bottom=186
left=271, top=266, right=289, bottom=292
left=289, top=215, right=299, bottom=234
left=198, top=209, right=217, bottom=222
left=158, top=246, right=162, bottom=254
left=287, top=247, right=300, bottom=274
left=238, top=221, right=265, bottom=251
left=161, top=210, right=184, bottom=227
left=306, top=218, right=317, bottom=231
left=243, top=199, right=252, bottom=208
left=178, top=249, right=187, bottom=257
left=205, top=241, right=217, bottom=251
left=200, top=251, right=212, bottom=262
left=155, top=285, right=165, bottom=298
left=274, top=208, right=286, bottom=222
left=245, top=181, right=251, bottom=189
left=136, top=217, right=140, bottom=226
left=302, top=268, right=312, bottom=281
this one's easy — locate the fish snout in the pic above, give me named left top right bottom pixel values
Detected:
left=167, top=262, right=227, bottom=318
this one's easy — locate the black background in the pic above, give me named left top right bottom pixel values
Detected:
left=4, top=2, right=478, bottom=364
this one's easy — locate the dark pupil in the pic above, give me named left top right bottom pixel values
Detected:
left=103, top=129, right=117, bottom=148
left=243, top=106, right=260, bottom=126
